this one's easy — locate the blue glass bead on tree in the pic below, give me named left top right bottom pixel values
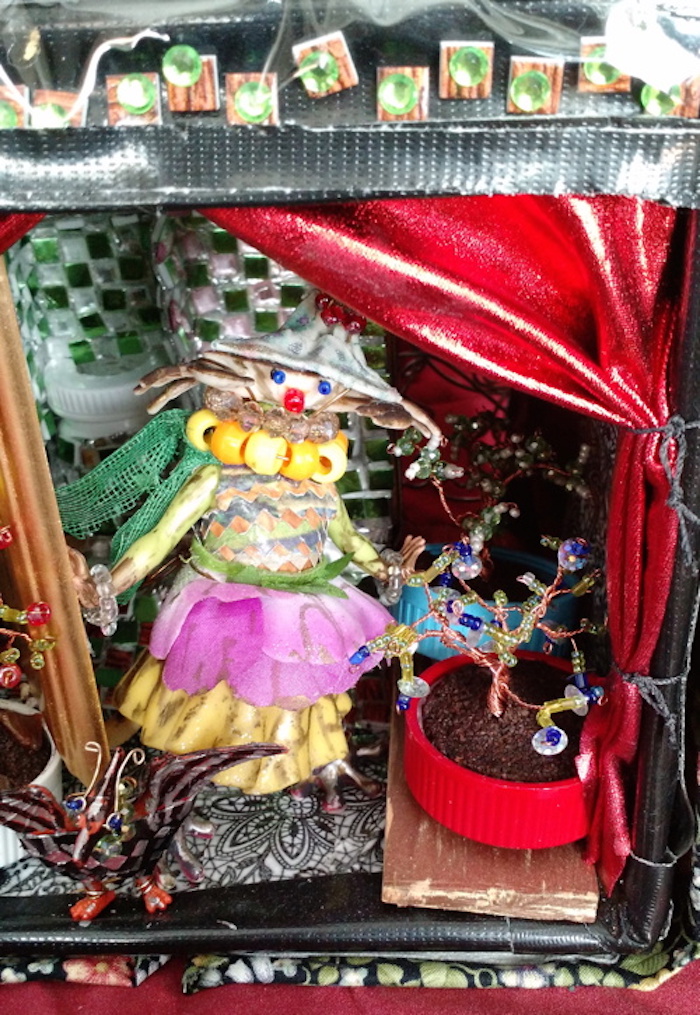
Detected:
left=557, top=537, right=590, bottom=572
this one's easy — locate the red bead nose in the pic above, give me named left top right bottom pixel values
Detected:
left=284, top=388, right=305, bottom=414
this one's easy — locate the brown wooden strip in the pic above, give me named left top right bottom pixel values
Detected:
left=507, top=58, right=564, bottom=115
left=106, top=73, right=162, bottom=126
left=439, top=42, right=493, bottom=100
left=377, top=66, right=429, bottom=122
left=166, top=55, right=220, bottom=113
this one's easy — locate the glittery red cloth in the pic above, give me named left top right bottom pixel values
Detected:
left=206, top=196, right=685, bottom=892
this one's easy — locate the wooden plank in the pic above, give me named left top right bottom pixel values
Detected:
left=382, top=710, right=600, bottom=922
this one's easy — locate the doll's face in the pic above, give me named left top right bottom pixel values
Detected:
left=246, top=360, right=337, bottom=414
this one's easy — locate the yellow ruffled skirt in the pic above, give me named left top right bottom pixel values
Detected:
left=114, top=653, right=352, bottom=794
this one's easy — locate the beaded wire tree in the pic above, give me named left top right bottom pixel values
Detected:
left=0, top=524, right=55, bottom=693
left=352, top=416, right=606, bottom=757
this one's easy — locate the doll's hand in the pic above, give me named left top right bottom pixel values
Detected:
left=67, top=547, right=99, bottom=609
left=377, top=535, right=425, bottom=607
left=398, top=535, right=426, bottom=578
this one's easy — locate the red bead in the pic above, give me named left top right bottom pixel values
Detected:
left=321, top=306, right=341, bottom=327
left=346, top=315, right=366, bottom=334
left=0, top=526, right=13, bottom=549
left=0, top=663, right=21, bottom=689
left=283, top=389, right=305, bottom=414
left=315, top=293, right=332, bottom=310
left=26, top=601, right=51, bottom=626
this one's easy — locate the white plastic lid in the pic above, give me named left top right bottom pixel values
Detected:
left=43, top=359, right=153, bottom=440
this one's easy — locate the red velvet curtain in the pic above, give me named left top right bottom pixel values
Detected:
left=0, top=198, right=686, bottom=892
left=205, top=196, right=685, bottom=893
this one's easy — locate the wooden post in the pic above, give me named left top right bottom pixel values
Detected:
left=0, top=257, right=108, bottom=786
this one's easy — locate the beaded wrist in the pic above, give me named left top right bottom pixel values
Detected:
left=83, top=564, right=118, bottom=637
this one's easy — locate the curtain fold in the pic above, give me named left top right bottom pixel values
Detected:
left=205, top=195, right=685, bottom=892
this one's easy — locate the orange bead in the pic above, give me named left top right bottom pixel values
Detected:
left=243, top=431, right=288, bottom=475
left=209, top=420, right=249, bottom=465
left=280, top=440, right=320, bottom=481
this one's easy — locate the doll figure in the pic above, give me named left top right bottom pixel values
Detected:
left=64, top=292, right=439, bottom=803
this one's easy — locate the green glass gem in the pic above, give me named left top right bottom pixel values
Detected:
left=299, top=50, right=340, bottom=94
left=509, top=70, right=552, bottom=112
left=95, top=834, right=123, bottom=858
left=31, top=103, right=69, bottom=129
left=162, top=44, right=203, bottom=87
left=116, top=74, right=157, bottom=115
left=234, top=81, right=273, bottom=123
left=640, top=83, right=681, bottom=116
left=448, top=46, right=489, bottom=88
left=582, top=46, right=621, bottom=86
left=378, top=73, right=419, bottom=115
left=0, top=101, right=17, bottom=129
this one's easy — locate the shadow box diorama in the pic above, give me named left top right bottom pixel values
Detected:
left=0, top=0, right=698, bottom=979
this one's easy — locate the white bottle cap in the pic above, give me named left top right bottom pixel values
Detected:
left=43, top=359, right=153, bottom=440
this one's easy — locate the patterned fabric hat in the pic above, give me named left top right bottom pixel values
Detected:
left=213, top=290, right=403, bottom=405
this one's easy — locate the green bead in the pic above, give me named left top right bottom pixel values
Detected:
left=509, top=70, right=551, bottom=112
left=640, top=83, right=681, bottom=116
left=31, top=103, right=69, bottom=129
left=449, top=46, right=489, bottom=88
left=299, top=51, right=339, bottom=94
left=29, top=652, right=44, bottom=669
left=95, top=834, right=123, bottom=858
left=0, top=101, right=17, bottom=129
left=117, top=74, right=157, bottom=115
left=378, top=73, right=419, bottom=116
left=234, top=81, right=274, bottom=123
left=162, top=44, right=203, bottom=87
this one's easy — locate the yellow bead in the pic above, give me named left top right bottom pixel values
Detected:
left=280, top=440, right=320, bottom=481
left=310, top=437, right=348, bottom=483
left=185, top=409, right=219, bottom=452
left=243, top=431, right=288, bottom=475
left=209, top=420, right=249, bottom=465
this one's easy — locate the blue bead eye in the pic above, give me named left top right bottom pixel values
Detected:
left=318, top=380, right=332, bottom=396
left=271, top=369, right=286, bottom=384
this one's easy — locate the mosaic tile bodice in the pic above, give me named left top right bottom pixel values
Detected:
left=196, top=467, right=338, bottom=573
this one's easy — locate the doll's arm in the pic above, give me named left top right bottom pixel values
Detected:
left=328, top=495, right=386, bottom=578
left=327, top=494, right=425, bottom=581
left=71, top=464, right=221, bottom=605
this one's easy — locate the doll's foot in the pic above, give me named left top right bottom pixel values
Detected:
left=70, top=885, right=117, bottom=922
left=313, top=758, right=384, bottom=813
left=135, top=873, right=173, bottom=914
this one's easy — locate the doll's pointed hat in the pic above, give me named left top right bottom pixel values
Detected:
left=212, top=290, right=403, bottom=405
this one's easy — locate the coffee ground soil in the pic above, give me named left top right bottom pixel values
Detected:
left=421, top=659, right=582, bottom=782
left=0, top=711, right=50, bottom=791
